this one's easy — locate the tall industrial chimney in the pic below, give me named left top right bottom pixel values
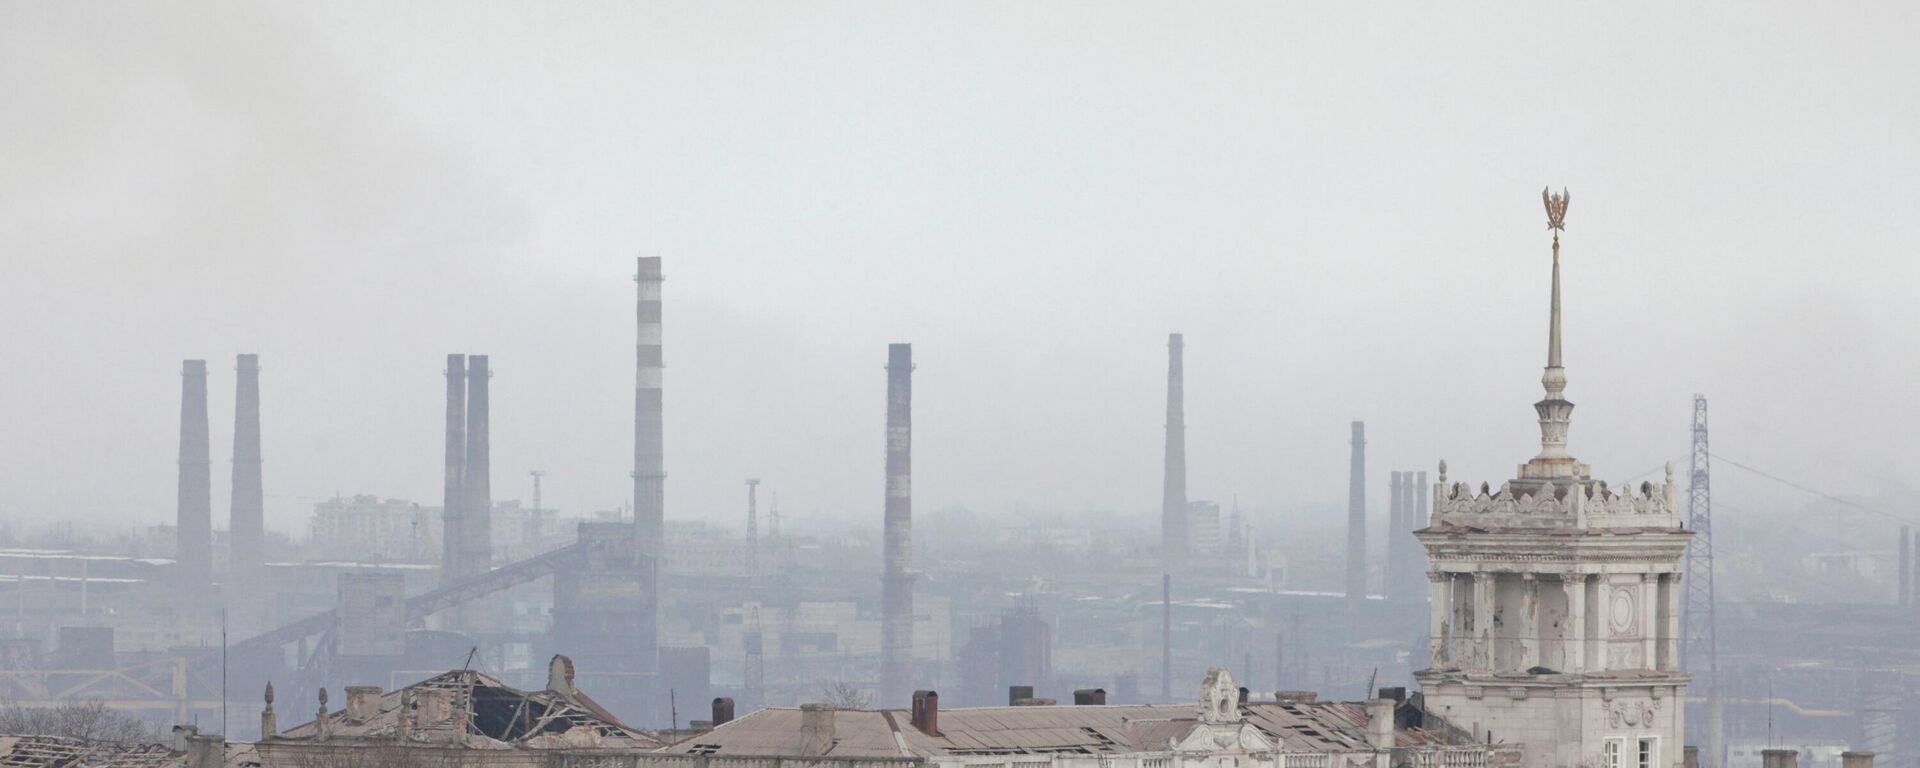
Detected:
left=1385, top=471, right=1405, bottom=601
left=746, top=478, right=760, bottom=583
left=177, top=360, right=212, bottom=592
left=1346, top=421, right=1367, bottom=603
left=634, top=257, right=665, bottom=558
left=633, top=256, right=665, bottom=676
left=442, top=354, right=467, bottom=581
left=1161, top=334, right=1188, bottom=574
left=1412, top=469, right=1429, bottom=596
left=881, top=343, right=915, bottom=706
left=463, top=354, right=493, bottom=580
left=229, top=354, right=265, bottom=621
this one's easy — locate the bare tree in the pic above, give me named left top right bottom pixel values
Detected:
left=817, top=681, right=873, bottom=709
left=0, top=701, right=160, bottom=744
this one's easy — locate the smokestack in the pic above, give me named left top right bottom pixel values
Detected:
left=229, top=354, right=264, bottom=619
left=1346, top=421, right=1367, bottom=602
left=634, top=257, right=664, bottom=675
left=177, top=360, right=212, bottom=591
left=442, top=354, right=466, bottom=580
left=1414, top=470, right=1429, bottom=589
left=634, top=257, right=666, bottom=555
left=746, top=479, right=760, bottom=583
left=881, top=343, right=915, bottom=707
left=462, top=355, right=493, bottom=585
left=1385, top=471, right=1403, bottom=601
left=1162, top=333, right=1188, bottom=574
left=1902, top=526, right=1911, bottom=607
left=1161, top=573, right=1172, bottom=702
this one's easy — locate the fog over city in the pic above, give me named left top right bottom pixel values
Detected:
left=5, top=3, right=1915, bottom=535
left=1, top=6, right=1918, bottom=766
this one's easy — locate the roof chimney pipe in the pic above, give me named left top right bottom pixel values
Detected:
left=911, top=690, right=939, bottom=735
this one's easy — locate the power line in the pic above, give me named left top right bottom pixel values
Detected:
left=1709, top=452, right=1918, bottom=526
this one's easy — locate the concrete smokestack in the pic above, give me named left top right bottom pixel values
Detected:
left=441, top=354, right=466, bottom=581
left=1346, top=421, right=1367, bottom=603
left=1901, top=526, right=1911, bottom=607
left=229, top=354, right=265, bottom=622
left=1161, top=573, right=1172, bottom=702
left=746, top=479, right=760, bottom=583
left=461, top=356, right=493, bottom=591
left=881, top=343, right=914, bottom=706
left=1385, top=471, right=1404, bottom=600
left=1162, top=334, right=1188, bottom=574
left=634, top=257, right=665, bottom=557
left=177, top=360, right=212, bottom=591
left=634, top=257, right=664, bottom=675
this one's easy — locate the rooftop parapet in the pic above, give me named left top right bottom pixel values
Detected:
left=1430, top=461, right=1679, bottom=531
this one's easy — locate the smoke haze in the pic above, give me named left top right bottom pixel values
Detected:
left=3, top=2, right=1918, bottom=535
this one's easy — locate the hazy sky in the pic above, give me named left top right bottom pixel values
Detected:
left=3, top=2, right=1917, bottom=537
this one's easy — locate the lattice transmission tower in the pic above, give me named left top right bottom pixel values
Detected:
left=1681, top=394, right=1717, bottom=680
left=1681, top=395, right=1722, bottom=767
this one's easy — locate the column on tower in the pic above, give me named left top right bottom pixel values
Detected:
left=1562, top=572, right=1586, bottom=674
left=1662, top=573, right=1683, bottom=670
left=1428, top=571, right=1451, bottom=666
left=1520, top=573, right=1540, bottom=669
left=1641, top=573, right=1658, bottom=670
left=1472, top=572, right=1495, bottom=670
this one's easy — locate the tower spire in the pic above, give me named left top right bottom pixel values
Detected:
left=1526, top=188, right=1578, bottom=476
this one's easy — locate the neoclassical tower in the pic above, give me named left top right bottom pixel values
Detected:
left=1415, top=190, right=1690, bottom=768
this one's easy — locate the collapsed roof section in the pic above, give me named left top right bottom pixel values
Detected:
left=274, top=659, right=661, bottom=751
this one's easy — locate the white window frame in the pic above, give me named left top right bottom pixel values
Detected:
left=1603, top=738, right=1626, bottom=768
left=1638, top=736, right=1660, bottom=768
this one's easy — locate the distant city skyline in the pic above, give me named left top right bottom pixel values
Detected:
left=3, top=3, right=1916, bottom=535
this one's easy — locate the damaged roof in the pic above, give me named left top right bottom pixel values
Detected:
left=0, top=735, right=181, bottom=768
left=666, top=699, right=1477, bottom=759
left=275, top=669, right=662, bottom=750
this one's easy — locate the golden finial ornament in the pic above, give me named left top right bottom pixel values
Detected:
left=1543, top=187, right=1569, bottom=231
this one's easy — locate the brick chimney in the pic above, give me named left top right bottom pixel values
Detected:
left=800, top=704, right=836, bottom=756
left=184, top=733, right=224, bottom=768
left=911, top=690, right=939, bottom=735
left=1366, top=698, right=1395, bottom=749
left=345, top=686, right=382, bottom=722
